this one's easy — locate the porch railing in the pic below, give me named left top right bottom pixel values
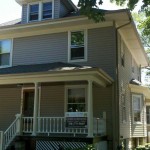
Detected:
left=0, top=114, right=21, bottom=150
left=22, top=116, right=106, bottom=136
left=0, top=114, right=106, bottom=150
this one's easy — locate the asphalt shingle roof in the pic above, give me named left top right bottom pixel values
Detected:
left=0, top=62, right=89, bottom=75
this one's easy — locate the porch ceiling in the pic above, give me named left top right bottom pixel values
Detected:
left=129, top=84, right=150, bottom=99
left=0, top=62, right=113, bottom=87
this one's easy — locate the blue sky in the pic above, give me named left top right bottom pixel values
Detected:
left=0, top=0, right=142, bottom=24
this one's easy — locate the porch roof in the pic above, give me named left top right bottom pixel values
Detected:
left=129, top=84, right=150, bottom=99
left=0, top=62, right=113, bottom=87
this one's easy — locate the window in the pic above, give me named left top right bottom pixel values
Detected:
left=42, top=2, right=52, bottom=19
left=146, top=106, right=150, bottom=124
left=121, top=40, right=125, bottom=67
left=121, top=93, right=126, bottom=123
left=0, top=39, right=12, bottom=67
left=132, top=57, right=135, bottom=73
left=132, top=94, right=142, bottom=123
left=68, top=30, right=87, bottom=62
left=66, top=87, right=86, bottom=112
left=29, top=4, right=39, bottom=21
left=28, top=1, right=53, bottom=22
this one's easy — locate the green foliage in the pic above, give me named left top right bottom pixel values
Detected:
left=64, top=144, right=95, bottom=150
left=78, top=0, right=105, bottom=22
left=135, top=143, right=150, bottom=150
left=77, top=0, right=150, bottom=24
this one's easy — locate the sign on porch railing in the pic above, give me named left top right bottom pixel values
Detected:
left=65, top=112, right=88, bottom=128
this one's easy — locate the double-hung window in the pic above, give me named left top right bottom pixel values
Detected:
left=66, top=86, right=86, bottom=112
left=0, top=39, right=12, bottom=67
left=29, top=4, right=39, bottom=21
left=132, top=94, right=142, bottom=123
left=42, top=2, right=52, bottom=19
left=68, top=30, right=87, bottom=62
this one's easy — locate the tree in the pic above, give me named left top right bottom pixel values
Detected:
left=77, top=0, right=150, bottom=22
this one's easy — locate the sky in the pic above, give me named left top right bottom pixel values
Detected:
left=0, top=0, right=142, bottom=24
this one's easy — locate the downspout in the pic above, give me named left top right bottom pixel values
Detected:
left=114, top=16, right=131, bottom=149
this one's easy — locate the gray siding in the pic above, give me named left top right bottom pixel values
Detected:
left=118, top=34, right=144, bottom=139
left=60, top=1, right=69, bottom=18
left=22, top=4, right=28, bottom=24
left=93, top=85, right=113, bottom=150
left=0, top=87, right=21, bottom=131
left=13, top=32, right=68, bottom=66
left=54, top=0, right=60, bottom=19
left=13, top=27, right=116, bottom=78
left=40, top=84, right=65, bottom=117
left=75, top=27, right=116, bottom=78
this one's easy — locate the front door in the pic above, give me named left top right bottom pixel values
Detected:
left=22, top=89, right=34, bottom=117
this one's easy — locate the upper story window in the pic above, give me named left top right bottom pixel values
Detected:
left=0, top=39, right=12, bottom=67
left=29, top=4, right=39, bottom=21
left=132, top=94, right=142, bottom=123
left=68, top=30, right=87, bottom=62
left=42, top=2, right=52, bottom=19
left=28, top=1, right=53, bottom=22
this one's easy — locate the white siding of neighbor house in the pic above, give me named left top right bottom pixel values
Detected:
left=118, top=33, right=145, bottom=139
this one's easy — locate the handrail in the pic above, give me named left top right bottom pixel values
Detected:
left=3, top=114, right=21, bottom=150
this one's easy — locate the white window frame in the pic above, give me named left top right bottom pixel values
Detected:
left=68, top=30, right=88, bottom=63
left=65, top=85, right=87, bottom=113
left=132, top=94, right=142, bottom=124
left=0, top=39, right=13, bottom=68
left=27, top=0, right=54, bottom=23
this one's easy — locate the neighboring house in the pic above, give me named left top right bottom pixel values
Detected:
left=0, top=0, right=149, bottom=150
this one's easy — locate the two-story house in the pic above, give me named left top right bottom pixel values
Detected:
left=0, top=0, right=149, bottom=149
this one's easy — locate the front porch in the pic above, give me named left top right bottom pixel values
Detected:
left=0, top=63, right=113, bottom=149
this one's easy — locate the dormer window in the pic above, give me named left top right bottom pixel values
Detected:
left=29, top=4, right=39, bottom=21
left=42, top=2, right=52, bottom=19
left=28, top=1, right=54, bottom=22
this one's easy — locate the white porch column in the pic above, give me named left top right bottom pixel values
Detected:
left=32, top=82, right=39, bottom=136
left=88, top=80, right=93, bottom=137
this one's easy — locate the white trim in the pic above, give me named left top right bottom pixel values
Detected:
left=68, top=29, right=88, bottom=63
left=10, top=38, right=13, bottom=67
left=132, top=94, right=143, bottom=124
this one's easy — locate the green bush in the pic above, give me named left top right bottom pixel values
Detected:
left=136, top=143, right=150, bottom=150
left=64, top=144, right=95, bottom=150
